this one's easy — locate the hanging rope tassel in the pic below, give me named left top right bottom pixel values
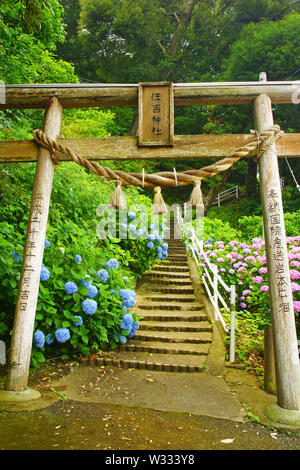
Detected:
left=110, top=179, right=126, bottom=210
left=188, top=180, right=204, bottom=210
left=152, top=186, right=168, bottom=215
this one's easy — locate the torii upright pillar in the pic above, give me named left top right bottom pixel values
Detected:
left=254, top=90, right=300, bottom=423
left=0, top=97, right=62, bottom=400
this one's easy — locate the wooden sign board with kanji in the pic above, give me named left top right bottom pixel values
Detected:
left=138, top=82, right=174, bottom=147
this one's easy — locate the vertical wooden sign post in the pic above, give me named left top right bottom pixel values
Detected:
left=254, top=89, right=300, bottom=422
left=1, top=97, right=62, bottom=400
left=138, top=82, right=174, bottom=147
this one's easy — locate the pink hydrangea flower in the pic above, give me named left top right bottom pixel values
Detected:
left=293, top=301, right=300, bottom=313
left=242, top=290, right=252, bottom=296
left=259, top=267, right=268, bottom=274
left=217, top=257, right=224, bottom=263
left=291, top=282, right=300, bottom=292
left=290, top=260, right=300, bottom=268
left=290, top=270, right=300, bottom=280
left=228, top=269, right=235, bottom=274
left=240, top=302, right=247, bottom=309
left=260, top=285, right=269, bottom=292
left=253, top=276, right=264, bottom=284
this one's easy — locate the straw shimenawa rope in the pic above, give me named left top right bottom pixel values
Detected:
left=33, top=125, right=284, bottom=188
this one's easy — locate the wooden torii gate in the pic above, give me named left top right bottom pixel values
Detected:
left=0, top=74, right=300, bottom=424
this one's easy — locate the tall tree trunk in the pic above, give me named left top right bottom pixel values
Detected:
left=129, top=0, right=199, bottom=136
left=204, top=170, right=230, bottom=214
left=245, top=158, right=257, bottom=197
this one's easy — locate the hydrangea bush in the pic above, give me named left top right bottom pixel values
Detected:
left=0, top=210, right=169, bottom=367
left=184, top=226, right=300, bottom=370
left=197, top=235, right=300, bottom=322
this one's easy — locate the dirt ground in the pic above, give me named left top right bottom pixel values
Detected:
left=1, top=360, right=300, bottom=453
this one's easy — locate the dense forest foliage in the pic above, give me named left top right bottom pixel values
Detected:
left=0, top=0, right=299, bottom=370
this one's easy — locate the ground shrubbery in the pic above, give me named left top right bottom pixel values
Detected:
left=184, top=210, right=300, bottom=377
left=0, top=162, right=169, bottom=367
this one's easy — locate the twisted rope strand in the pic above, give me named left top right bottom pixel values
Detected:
left=33, top=125, right=284, bottom=188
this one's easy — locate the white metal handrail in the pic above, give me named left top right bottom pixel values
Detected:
left=176, top=207, right=236, bottom=362
left=212, top=186, right=239, bottom=207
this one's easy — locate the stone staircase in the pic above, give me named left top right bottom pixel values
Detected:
left=93, top=218, right=213, bottom=372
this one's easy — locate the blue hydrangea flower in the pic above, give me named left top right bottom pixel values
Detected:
left=81, top=276, right=92, bottom=288
left=40, top=266, right=50, bottom=281
left=148, top=233, right=155, bottom=242
left=82, top=298, right=97, bottom=315
left=128, top=211, right=136, bottom=220
left=65, top=281, right=78, bottom=295
left=96, top=268, right=109, bottom=283
left=156, top=235, right=162, bottom=243
left=121, top=223, right=128, bottom=230
left=55, top=328, right=71, bottom=343
left=157, top=253, right=163, bottom=259
left=119, top=289, right=136, bottom=308
left=87, top=285, right=98, bottom=298
left=128, top=321, right=139, bottom=338
left=44, top=240, right=50, bottom=248
left=136, top=228, right=143, bottom=237
left=74, top=254, right=82, bottom=265
left=111, top=289, right=116, bottom=295
left=128, top=223, right=136, bottom=232
left=11, top=252, right=21, bottom=262
left=149, top=224, right=155, bottom=230
left=118, top=335, right=127, bottom=344
left=73, top=315, right=83, bottom=326
left=162, top=243, right=168, bottom=250
left=157, top=246, right=162, bottom=252
left=147, top=241, right=154, bottom=249
left=106, top=258, right=119, bottom=270
left=33, top=330, right=45, bottom=348
left=45, top=333, right=54, bottom=345
left=120, top=313, right=134, bottom=333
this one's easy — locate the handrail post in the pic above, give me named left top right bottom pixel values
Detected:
left=229, top=285, right=236, bottom=363
left=212, top=264, right=218, bottom=320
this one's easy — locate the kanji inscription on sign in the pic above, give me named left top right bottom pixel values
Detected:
left=138, top=82, right=174, bottom=147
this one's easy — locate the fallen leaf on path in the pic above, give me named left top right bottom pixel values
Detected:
left=220, top=438, right=235, bottom=444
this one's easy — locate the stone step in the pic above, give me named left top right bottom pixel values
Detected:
left=141, top=286, right=195, bottom=295
left=167, top=258, right=188, bottom=263
left=159, top=261, right=189, bottom=267
left=135, top=330, right=213, bottom=344
left=90, top=351, right=206, bottom=372
left=120, top=339, right=211, bottom=356
left=139, top=320, right=212, bottom=332
left=137, top=302, right=203, bottom=311
left=141, top=277, right=192, bottom=286
left=141, top=294, right=197, bottom=303
left=145, top=271, right=190, bottom=279
left=151, top=265, right=190, bottom=273
left=135, top=310, right=207, bottom=322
